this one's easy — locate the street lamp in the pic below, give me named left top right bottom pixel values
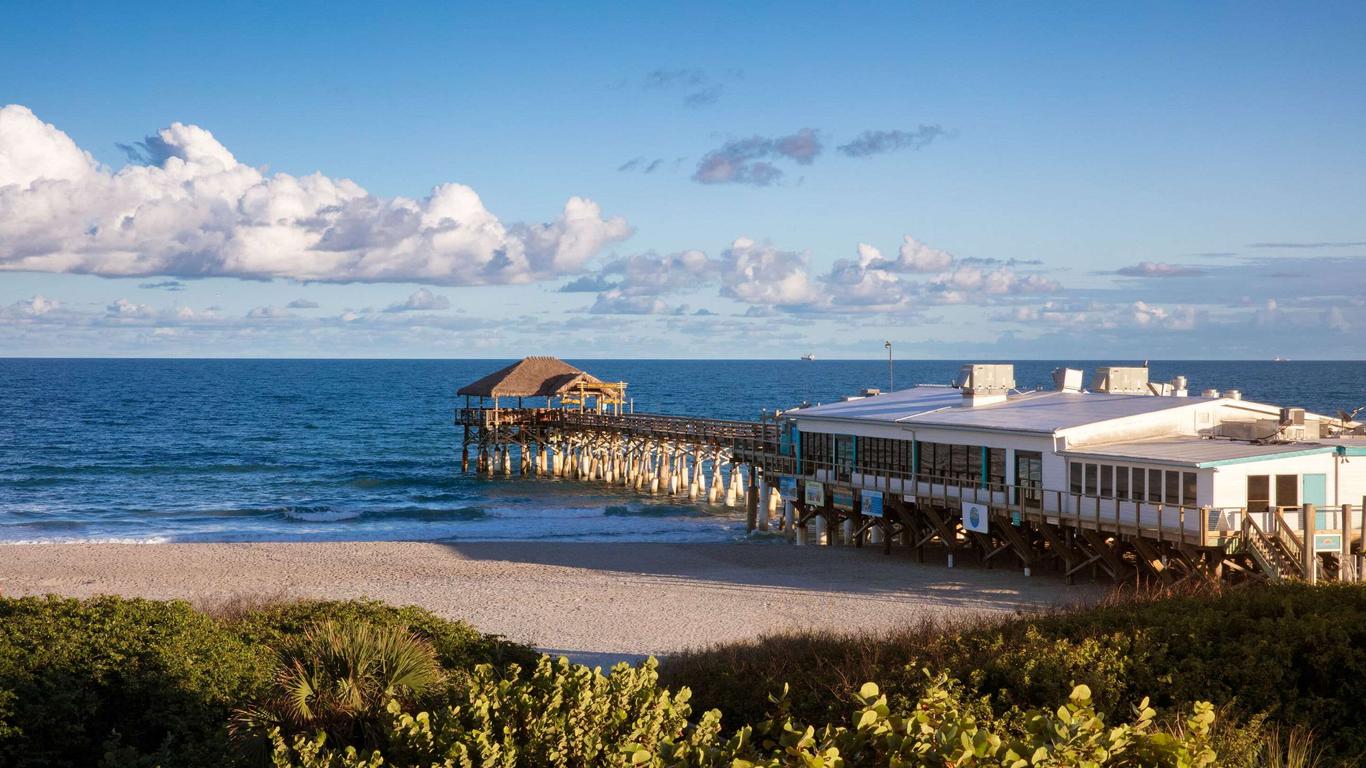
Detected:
left=884, top=340, right=893, bottom=391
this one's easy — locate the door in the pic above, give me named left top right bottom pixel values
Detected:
left=1303, top=473, right=1328, bottom=529
left=834, top=435, right=854, bottom=483
left=1014, top=451, right=1042, bottom=509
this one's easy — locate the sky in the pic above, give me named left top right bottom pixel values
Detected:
left=1, top=1, right=1364, bottom=359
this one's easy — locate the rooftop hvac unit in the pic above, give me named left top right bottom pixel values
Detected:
left=861, top=388, right=882, bottom=397
left=1280, top=407, right=1306, bottom=426
left=1092, top=366, right=1150, bottom=395
left=1052, top=367, right=1084, bottom=392
left=957, top=363, right=1015, bottom=407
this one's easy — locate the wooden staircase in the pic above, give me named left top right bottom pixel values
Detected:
left=1240, top=513, right=1304, bottom=582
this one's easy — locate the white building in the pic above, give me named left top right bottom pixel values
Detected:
left=784, top=364, right=1364, bottom=581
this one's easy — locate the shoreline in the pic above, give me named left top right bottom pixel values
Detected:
left=0, top=541, right=1100, bottom=664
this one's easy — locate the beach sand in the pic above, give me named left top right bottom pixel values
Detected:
left=0, top=542, right=1100, bottom=666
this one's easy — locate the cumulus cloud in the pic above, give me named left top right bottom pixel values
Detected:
left=384, top=287, right=450, bottom=312
left=1115, top=261, right=1205, bottom=278
left=836, top=126, right=948, bottom=157
left=6, top=294, right=59, bottom=317
left=718, top=238, right=824, bottom=306
left=0, top=105, right=632, bottom=286
left=693, top=129, right=822, bottom=185
left=883, top=236, right=955, bottom=273
left=286, top=298, right=319, bottom=309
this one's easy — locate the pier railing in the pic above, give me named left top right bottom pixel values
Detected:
left=456, top=406, right=780, bottom=448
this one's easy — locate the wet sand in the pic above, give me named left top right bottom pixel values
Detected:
left=0, top=541, right=1099, bottom=664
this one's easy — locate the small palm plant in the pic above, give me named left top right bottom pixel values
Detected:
left=235, top=619, right=444, bottom=748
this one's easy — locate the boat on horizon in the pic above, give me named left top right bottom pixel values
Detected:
left=801, top=353, right=816, bottom=361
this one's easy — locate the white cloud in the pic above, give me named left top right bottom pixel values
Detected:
left=246, top=305, right=292, bottom=319
left=888, top=236, right=954, bottom=273
left=1115, top=261, right=1205, bottom=278
left=106, top=298, right=154, bottom=318
left=286, top=298, right=319, bottom=309
left=0, top=105, right=632, bottom=286
left=384, top=287, right=450, bottom=312
left=718, top=237, right=823, bottom=306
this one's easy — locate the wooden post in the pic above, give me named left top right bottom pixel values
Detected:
left=1304, top=503, right=1317, bottom=584
left=745, top=465, right=758, bottom=532
left=1359, top=495, right=1366, bottom=583
left=1342, top=504, right=1353, bottom=582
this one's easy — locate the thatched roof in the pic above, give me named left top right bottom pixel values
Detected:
left=457, top=356, right=604, bottom=399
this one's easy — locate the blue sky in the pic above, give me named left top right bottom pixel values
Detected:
left=1, top=1, right=1364, bottom=358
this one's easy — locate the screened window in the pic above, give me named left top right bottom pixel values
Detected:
left=1182, top=472, right=1197, bottom=506
left=1070, top=462, right=1083, bottom=494
left=1132, top=467, right=1146, bottom=501
left=1148, top=469, right=1163, bottom=502
left=1164, top=471, right=1180, bottom=504
left=988, top=448, right=1007, bottom=486
left=855, top=437, right=912, bottom=475
left=802, top=432, right=833, bottom=474
left=1084, top=463, right=1098, bottom=495
left=1116, top=467, right=1129, bottom=499
left=1100, top=465, right=1114, bottom=498
left=1276, top=475, right=1298, bottom=509
left=1248, top=475, right=1270, bottom=514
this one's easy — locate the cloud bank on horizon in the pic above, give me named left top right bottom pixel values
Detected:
left=0, top=105, right=633, bottom=286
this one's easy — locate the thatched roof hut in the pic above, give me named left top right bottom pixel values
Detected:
left=457, top=357, right=625, bottom=410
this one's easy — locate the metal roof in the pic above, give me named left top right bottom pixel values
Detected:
left=790, top=385, right=1216, bottom=434
left=1062, top=438, right=1336, bottom=467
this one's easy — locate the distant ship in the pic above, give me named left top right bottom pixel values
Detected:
left=801, top=353, right=816, bottom=361
left=1273, top=356, right=1289, bottom=363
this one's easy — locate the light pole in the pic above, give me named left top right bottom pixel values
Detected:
left=884, top=340, right=893, bottom=391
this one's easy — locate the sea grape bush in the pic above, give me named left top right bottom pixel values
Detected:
left=268, top=659, right=1218, bottom=768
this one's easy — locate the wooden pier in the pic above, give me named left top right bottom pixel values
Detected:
left=456, top=358, right=1365, bottom=586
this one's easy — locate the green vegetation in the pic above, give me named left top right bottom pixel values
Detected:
left=659, top=583, right=1366, bottom=763
left=0, top=596, right=533, bottom=768
left=1, top=585, right=1362, bottom=767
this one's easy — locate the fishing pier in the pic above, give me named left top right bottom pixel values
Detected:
left=457, top=357, right=1366, bottom=586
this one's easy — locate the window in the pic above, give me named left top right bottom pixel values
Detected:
left=1070, top=462, right=1083, bottom=494
left=802, top=432, right=833, bottom=474
left=1148, top=469, right=1163, bottom=503
left=1248, top=475, right=1270, bottom=514
left=1100, top=465, right=1114, bottom=498
left=989, top=448, right=1007, bottom=487
left=1276, top=475, right=1298, bottom=509
left=1132, top=467, right=1145, bottom=501
left=1016, top=451, right=1043, bottom=508
left=1116, top=467, right=1129, bottom=499
left=855, top=437, right=912, bottom=475
left=1084, top=463, right=1098, bottom=495
left=1182, top=472, right=1197, bottom=506
left=1165, top=471, right=1179, bottom=505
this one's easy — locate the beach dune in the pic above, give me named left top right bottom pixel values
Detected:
left=0, top=542, right=1098, bottom=665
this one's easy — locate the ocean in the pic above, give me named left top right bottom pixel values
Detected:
left=2, top=358, right=1363, bottom=544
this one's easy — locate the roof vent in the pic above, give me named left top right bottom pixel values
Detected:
left=1280, top=407, right=1305, bottom=426
left=1092, top=366, right=1149, bottom=395
left=957, top=363, right=1014, bottom=407
left=1052, top=367, right=1084, bottom=393
left=1228, top=389, right=1242, bottom=400
left=1202, top=389, right=1221, bottom=398
left=861, top=388, right=882, bottom=397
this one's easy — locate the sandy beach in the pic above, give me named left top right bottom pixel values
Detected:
left=0, top=542, right=1098, bottom=664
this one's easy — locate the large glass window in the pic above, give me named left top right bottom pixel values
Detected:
left=1148, top=469, right=1163, bottom=503
left=1164, top=471, right=1180, bottom=504
left=1248, top=475, right=1270, bottom=514
left=1100, top=465, right=1114, bottom=497
left=1116, top=467, right=1129, bottom=499
left=1182, top=472, right=1197, bottom=506
left=1132, top=466, right=1145, bottom=501
left=989, top=448, right=1006, bottom=487
left=1276, top=475, right=1298, bottom=509
left=1070, top=462, right=1083, bottom=494
left=1084, top=463, right=1098, bottom=495
left=855, top=437, right=912, bottom=475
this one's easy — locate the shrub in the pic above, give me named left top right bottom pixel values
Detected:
left=267, top=661, right=1218, bottom=768
left=659, top=583, right=1366, bottom=761
left=0, top=596, right=535, bottom=768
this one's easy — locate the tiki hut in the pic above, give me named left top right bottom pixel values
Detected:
left=457, top=356, right=627, bottom=412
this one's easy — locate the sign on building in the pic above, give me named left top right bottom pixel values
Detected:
left=779, top=476, right=797, bottom=500
left=962, top=501, right=990, bottom=534
left=1314, top=533, right=1342, bottom=553
left=804, top=481, right=824, bottom=507
left=832, top=490, right=855, bottom=510
left=863, top=490, right=884, bottom=518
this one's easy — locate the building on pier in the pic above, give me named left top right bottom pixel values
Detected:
left=781, top=363, right=1365, bottom=583
left=456, top=358, right=1365, bottom=585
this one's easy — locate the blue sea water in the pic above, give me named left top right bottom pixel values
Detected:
left=2, top=358, right=1363, bottom=544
